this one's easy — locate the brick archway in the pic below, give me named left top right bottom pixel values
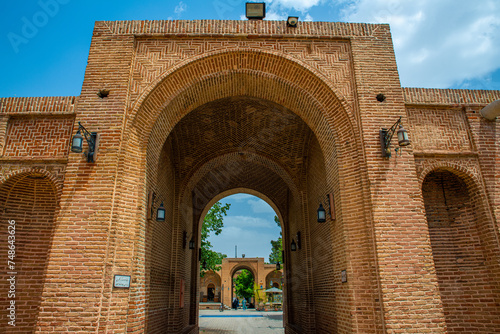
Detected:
left=0, top=172, right=59, bottom=332
left=119, top=48, right=379, bottom=334
left=421, top=168, right=500, bottom=333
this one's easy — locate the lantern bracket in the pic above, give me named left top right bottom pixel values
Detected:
left=72, top=122, right=98, bottom=162
left=379, top=116, right=410, bottom=158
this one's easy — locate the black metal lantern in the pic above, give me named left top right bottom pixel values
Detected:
left=71, top=131, right=84, bottom=153
left=202, top=260, right=207, bottom=270
left=156, top=202, right=165, bottom=222
left=291, top=239, right=297, bottom=252
left=276, top=261, right=281, bottom=270
left=189, top=238, right=195, bottom=250
left=71, top=122, right=98, bottom=162
left=317, top=203, right=326, bottom=223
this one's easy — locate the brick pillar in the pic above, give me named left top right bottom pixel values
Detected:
left=35, top=22, right=139, bottom=333
left=351, top=25, right=446, bottom=332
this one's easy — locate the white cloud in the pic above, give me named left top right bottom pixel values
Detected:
left=338, top=0, right=500, bottom=89
left=265, top=10, right=288, bottom=20
left=248, top=199, right=275, bottom=214
left=270, top=0, right=323, bottom=12
left=225, top=193, right=254, bottom=202
left=304, top=13, right=314, bottom=21
left=175, top=1, right=187, bottom=15
left=223, top=215, right=275, bottom=229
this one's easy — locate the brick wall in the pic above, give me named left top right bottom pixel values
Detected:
left=3, top=117, right=73, bottom=158
left=422, top=170, right=500, bottom=333
left=307, top=135, right=338, bottom=333
left=0, top=172, right=58, bottom=333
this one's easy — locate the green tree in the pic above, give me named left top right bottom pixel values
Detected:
left=200, top=201, right=230, bottom=276
left=234, top=269, right=255, bottom=300
left=268, top=216, right=282, bottom=264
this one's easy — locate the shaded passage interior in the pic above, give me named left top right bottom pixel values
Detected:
left=144, top=96, right=341, bottom=333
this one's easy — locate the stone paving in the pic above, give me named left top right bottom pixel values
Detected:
left=199, top=309, right=284, bottom=333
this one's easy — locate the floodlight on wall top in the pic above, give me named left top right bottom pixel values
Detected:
left=156, top=202, right=166, bottom=222
left=71, top=122, right=98, bottom=163
left=246, top=2, right=265, bottom=19
left=379, top=116, right=410, bottom=158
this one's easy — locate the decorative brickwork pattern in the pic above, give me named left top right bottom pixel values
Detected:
left=407, top=108, right=472, bottom=152
left=403, top=87, right=500, bottom=106
left=0, top=96, right=76, bottom=114
left=131, top=39, right=354, bottom=110
left=3, top=117, right=73, bottom=158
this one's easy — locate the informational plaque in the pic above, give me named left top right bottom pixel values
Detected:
left=114, top=275, right=131, bottom=288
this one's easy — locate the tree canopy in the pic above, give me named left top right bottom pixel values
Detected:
left=200, top=201, right=230, bottom=276
left=268, top=215, right=282, bottom=264
left=233, top=269, right=255, bottom=300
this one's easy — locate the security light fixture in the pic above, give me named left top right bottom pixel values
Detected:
left=156, top=202, right=165, bottom=222
left=317, top=203, right=326, bottom=223
left=246, top=2, right=265, bottom=20
left=380, top=116, right=410, bottom=158
left=71, top=122, right=98, bottom=162
left=291, top=239, right=297, bottom=252
left=287, top=16, right=299, bottom=27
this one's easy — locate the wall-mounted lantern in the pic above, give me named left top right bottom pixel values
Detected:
left=380, top=116, right=410, bottom=158
left=291, top=239, right=297, bottom=252
left=189, top=238, right=195, bottom=250
left=276, top=261, right=281, bottom=271
left=156, top=202, right=165, bottom=222
left=317, top=203, right=326, bottom=223
left=71, top=122, right=98, bottom=163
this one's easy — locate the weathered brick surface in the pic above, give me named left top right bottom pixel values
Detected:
left=0, top=171, right=59, bottom=333
left=0, top=19, right=499, bottom=334
left=422, top=170, right=500, bottom=333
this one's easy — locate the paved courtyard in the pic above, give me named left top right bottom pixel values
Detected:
left=199, top=309, right=284, bottom=333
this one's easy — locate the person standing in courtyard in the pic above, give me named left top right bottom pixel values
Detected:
left=242, top=298, right=247, bottom=310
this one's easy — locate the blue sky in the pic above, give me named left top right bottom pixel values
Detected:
left=1, top=1, right=499, bottom=260
left=1, top=0, right=499, bottom=97
left=209, top=194, right=281, bottom=262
